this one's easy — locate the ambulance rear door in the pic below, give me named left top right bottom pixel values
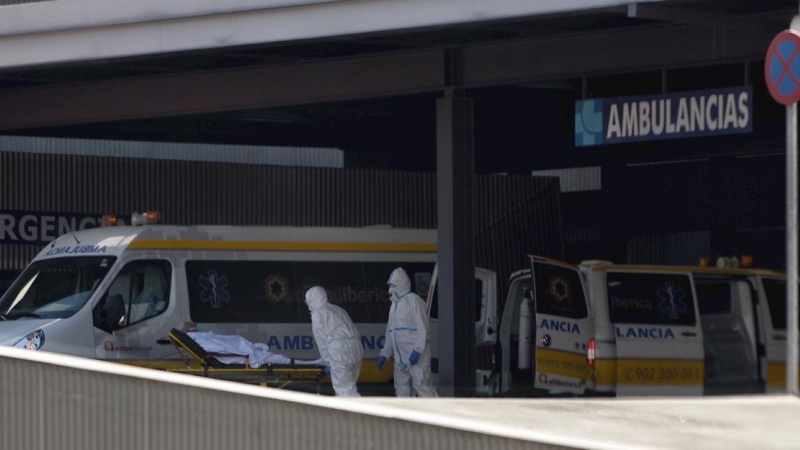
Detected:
left=694, top=276, right=761, bottom=395
left=528, top=256, right=594, bottom=395
left=426, top=264, right=499, bottom=394
left=605, top=269, right=704, bottom=396
left=426, top=264, right=498, bottom=345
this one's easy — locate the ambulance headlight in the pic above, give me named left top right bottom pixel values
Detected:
left=14, top=330, right=45, bottom=351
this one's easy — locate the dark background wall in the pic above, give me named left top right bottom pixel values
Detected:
left=3, top=58, right=790, bottom=270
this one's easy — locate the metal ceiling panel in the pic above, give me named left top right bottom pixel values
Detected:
left=0, top=0, right=660, bottom=69
left=0, top=15, right=783, bottom=131
left=0, top=51, right=445, bottom=129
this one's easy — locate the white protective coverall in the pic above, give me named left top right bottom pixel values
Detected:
left=305, top=286, right=363, bottom=397
left=379, top=267, right=438, bottom=397
left=187, top=331, right=325, bottom=368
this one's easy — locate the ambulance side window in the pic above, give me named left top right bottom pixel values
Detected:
left=93, top=260, right=171, bottom=332
left=695, top=282, right=732, bottom=315
left=186, top=260, right=434, bottom=324
left=762, top=278, right=799, bottom=330
left=606, top=272, right=696, bottom=326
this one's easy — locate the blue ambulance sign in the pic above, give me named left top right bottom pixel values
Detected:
left=574, top=86, right=752, bottom=147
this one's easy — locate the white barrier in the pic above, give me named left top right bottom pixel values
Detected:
left=0, top=345, right=798, bottom=450
left=0, top=346, right=572, bottom=450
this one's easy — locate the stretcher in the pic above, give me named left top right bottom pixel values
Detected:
left=166, top=328, right=328, bottom=391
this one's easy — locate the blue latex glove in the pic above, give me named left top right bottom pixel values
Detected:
left=409, top=350, right=420, bottom=365
left=324, top=366, right=331, bottom=375
left=377, top=356, right=387, bottom=370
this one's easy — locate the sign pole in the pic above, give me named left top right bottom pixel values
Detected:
left=788, top=101, right=799, bottom=395
left=787, top=13, right=800, bottom=396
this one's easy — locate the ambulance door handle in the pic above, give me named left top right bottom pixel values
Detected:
left=681, top=331, right=697, bottom=337
left=772, top=334, right=786, bottom=341
left=157, top=337, right=171, bottom=345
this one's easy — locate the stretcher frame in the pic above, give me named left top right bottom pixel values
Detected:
left=166, top=328, right=327, bottom=392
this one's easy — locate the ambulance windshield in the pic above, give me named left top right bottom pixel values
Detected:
left=0, top=256, right=116, bottom=320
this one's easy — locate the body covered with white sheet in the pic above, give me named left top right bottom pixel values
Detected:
left=185, top=328, right=325, bottom=368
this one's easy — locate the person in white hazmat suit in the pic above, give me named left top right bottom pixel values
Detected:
left=377, top=267, right=438, bottom=397
left=305, top=286, right=363, bottom=397
left=179, top=322, right=326, bottom=368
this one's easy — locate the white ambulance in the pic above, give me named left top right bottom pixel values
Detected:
left=690, top=264, right=795, bottom=394
left=0, top=214, right=500, bottom=385
left=424, top=264, right=499, bottom=394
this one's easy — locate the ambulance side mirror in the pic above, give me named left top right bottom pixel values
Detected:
left=94, top=294, right=126, bottom=333
left=105, top=295, right=126, bottom=330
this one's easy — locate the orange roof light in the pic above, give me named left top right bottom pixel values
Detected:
left=145, top=211, right=162, bottom=225
left=698, top=257, right=711, bottom=267
left=101, top=215, right=118, bottom=227
left=740, top=255, right=754, bottom=268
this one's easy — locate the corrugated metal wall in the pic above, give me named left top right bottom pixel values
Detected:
left=473, top=175, right=564, bottom=308
left=0, top=152, right=564, bottom=295
left=626, top=231, right=711, bottom=266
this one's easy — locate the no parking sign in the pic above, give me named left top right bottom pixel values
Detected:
left=765, top=29, right=800, bottom=105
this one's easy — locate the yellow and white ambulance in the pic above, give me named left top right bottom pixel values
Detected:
left=0, top=215, right=440, bottom=382
left=495, top=255, right=797, bottom=397
left=497, top=256, right=705, bottom=397
left=0, top=214, right=501, bottom=386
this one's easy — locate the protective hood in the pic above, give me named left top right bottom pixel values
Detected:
left=387, top=267, right=412, bottom=297
left=305, top=286, right=328, bottom=312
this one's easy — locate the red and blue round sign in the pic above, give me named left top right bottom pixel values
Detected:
left=765, top=29, right=800, bottom=105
